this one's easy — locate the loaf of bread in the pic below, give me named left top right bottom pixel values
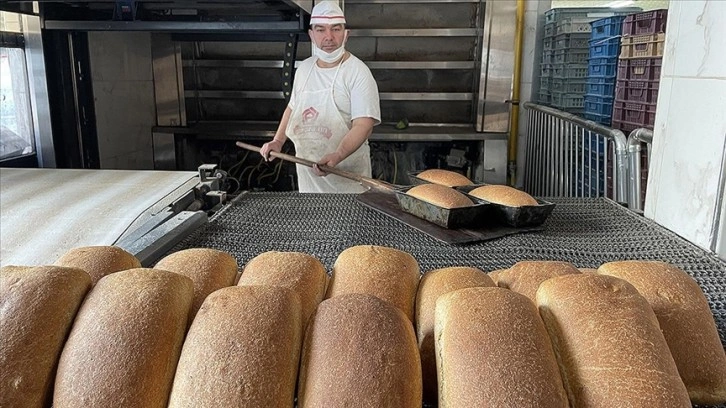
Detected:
left=435, top=287, right=568, bottom=407
left=53, top=268, right=194, bottom=408
left=468, top=185, right=538, bottom=206
left=598, top=260, right=726, bottom=404
left=416, top=169, right=472, bottom=187
left=326, top=245, right=420, bottom=323
left=406, top=184, right=473, bottom=209
left=297, top=293, right=421, bottom=407
left=54, top=245, right=141, bottom=285
left=168, top=286, right=302, bottom=407
left=239, top=251, right=327, bottom=328
left=155, top=248, right=237, bottom=319
left=495, top=260, right=580, bottom=301
left=0, top=266, right=91, bottom=408
left=579, top=267, right=599, bottom=273
left=536, top=273, right=691, bottom=407
left=415, top=267, right=494, bottom=403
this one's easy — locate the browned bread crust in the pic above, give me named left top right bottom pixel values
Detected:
left=598, top=260, right=726, bottom=405
left=495, top=260, right=580, bottom=301
left=435, top=287, right=568, bottom=407
left=54, top=245, right=140, bottom=285
left=536, top=273, right=691, bottom=407
left=53, top=268, right=194, bottom=408
left=326, top=245, right=420, bottom=323
left=0, top=265, right=91, bottom=408
left=468, top=185, right=538, bottom=207
left=155, top=248, right=238, bottom=320
left=407, top=184, right=473, bottom=209
left=297, top=293, right=421, bottom=407
left=239, top=250, right=327, bottom=328
left=416, top=169, right=472, bottom=187
left=415, top=267, right=494, bottom=403
left=168, top=286, right=302, bottom=407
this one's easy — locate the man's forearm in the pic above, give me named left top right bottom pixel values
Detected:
left=335, top=117, right=375, bottom=160
left=273, top=107, right=293, bottom=144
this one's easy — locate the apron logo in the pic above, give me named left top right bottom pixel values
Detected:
left=302, top=107, right=319, bottom=124
left=296, top=106, right=333, bottom=139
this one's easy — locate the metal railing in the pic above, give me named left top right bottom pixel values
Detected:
left=523, top=102, right=628, bottom=202
left=627, top=128, right=653, bottom=211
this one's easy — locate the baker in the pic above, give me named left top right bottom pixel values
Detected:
left=259, top=1, right=381, bottom=193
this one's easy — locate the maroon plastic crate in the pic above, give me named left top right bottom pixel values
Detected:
left=613, top=100, right=657, bottom=127
left=622, top=9, right=668, bottom=36
left=615, top=79, right=660, bottom=104
left=611, top=119, right=653, bottom=133
left=617, top=58, right=662, bottom=81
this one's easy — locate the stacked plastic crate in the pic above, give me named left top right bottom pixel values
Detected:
left=612, top=10, right=667, bottom=133
left=583, top=16, right=626, bottom=126
left=613, top=10, right=667, bottom=206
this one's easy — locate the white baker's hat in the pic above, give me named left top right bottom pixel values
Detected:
left=310, top=1, right=346, bottom=26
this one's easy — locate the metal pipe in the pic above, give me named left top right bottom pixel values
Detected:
left=523, top=102, right=629, bottom=202
left=627, top=128, right=654, bottom=211
left=508, top=0, right=526, bottom=186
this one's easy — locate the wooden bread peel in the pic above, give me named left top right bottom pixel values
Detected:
left=236, top=141, right=394, bottom=191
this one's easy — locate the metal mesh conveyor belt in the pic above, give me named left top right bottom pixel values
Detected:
left=172, top=193, right=726, bottom=346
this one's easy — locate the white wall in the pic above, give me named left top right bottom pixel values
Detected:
left=89, top=32, right=156, bottom=169
left=645, top=0, right=726, bottom=258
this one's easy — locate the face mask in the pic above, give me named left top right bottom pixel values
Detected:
left=313, top=31, right=348, bottom=64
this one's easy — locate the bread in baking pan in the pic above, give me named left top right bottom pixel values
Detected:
left=435, top=287, right=568, bottom=407
left=416, top=169, right=472, bottom=187
left=0, top=265, right=91, bottom=408
left=54, top=245, right=141, bottom=285
left=536, top=273, right=691, bottom=407
left=239, top=250, right=327, bottom=329
left=468, top=184, right=539, bottom=207
left=155, top=248, right=238, bottom=320
left=297, top=293, right=421, bottom=407
left=415, top=267, right=495, bottom=403
left=598, top=260, right=726, bottom=405
left=406, top=184, right=473, bottom=209
left=495, top=260, right=580, bottom=301
left=326, top=245, right=420, bottom=323
left=168, top=286, right=302, bottom=408
left=53, top=268, right=194, bottom=408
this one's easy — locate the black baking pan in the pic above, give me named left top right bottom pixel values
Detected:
left=456, top=184, right=556, bottom=228
left=394, top=186, right=492, bottom=229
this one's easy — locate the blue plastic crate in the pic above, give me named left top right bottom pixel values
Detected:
left=584, top=112, right=612, bottom=126
left=590, top=15, right=626, bottom=41
left=586, top=77, right=616, bottom=97
left=584, top=94, right=614, bottom=116
left=589, top=38, right=620, bottom=58
left=588, top=57, right=618, bottom=78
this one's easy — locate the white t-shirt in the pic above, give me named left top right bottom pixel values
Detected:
left=288, top=55, right=381, bottom=128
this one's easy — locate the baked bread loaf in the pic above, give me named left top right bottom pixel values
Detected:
left=54, top=245, right=140, bottom=285
left=0, top=265, right=91, bottom=408
left=416, top=169, right=472, bottom=187
left=239, top=251, right=327, bottom=328
left=155, top=248, right=237, bottom=319
left=326, top=245, right=420, bottom=323
left=297, top=293, right=421, bottom=407
left=536, top=273, right=691, bottom=407
left=53, top=268, right=194, bottom=408
left=435, top=287, right=568, bottom=407
left=415, top=267, right=494, bottom=403
left=495, top=261, right=580, bottom=301
left=168, top=286, right=302, bottom=408
left=598, top=260, right=726, bottom=404
left=468, top=185, right=538, bottom=207
left=406, top=184, right=473, bottom=209
left=579, top=267, right=599, bottom=273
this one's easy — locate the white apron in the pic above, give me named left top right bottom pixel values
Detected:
left=285, top=59, right=371, bottom=193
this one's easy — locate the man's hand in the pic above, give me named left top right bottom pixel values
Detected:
left=313, top=151, right=344, bottom=176
left=260, top=139, right=284, bottom=162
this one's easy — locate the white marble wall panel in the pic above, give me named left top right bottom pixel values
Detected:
left=645, top=0, right=726, bottom=258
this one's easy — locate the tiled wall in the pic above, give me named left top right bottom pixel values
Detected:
left=89, top=32, right=156, bottom=170
left=644, top=0, right=726, bottom=256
